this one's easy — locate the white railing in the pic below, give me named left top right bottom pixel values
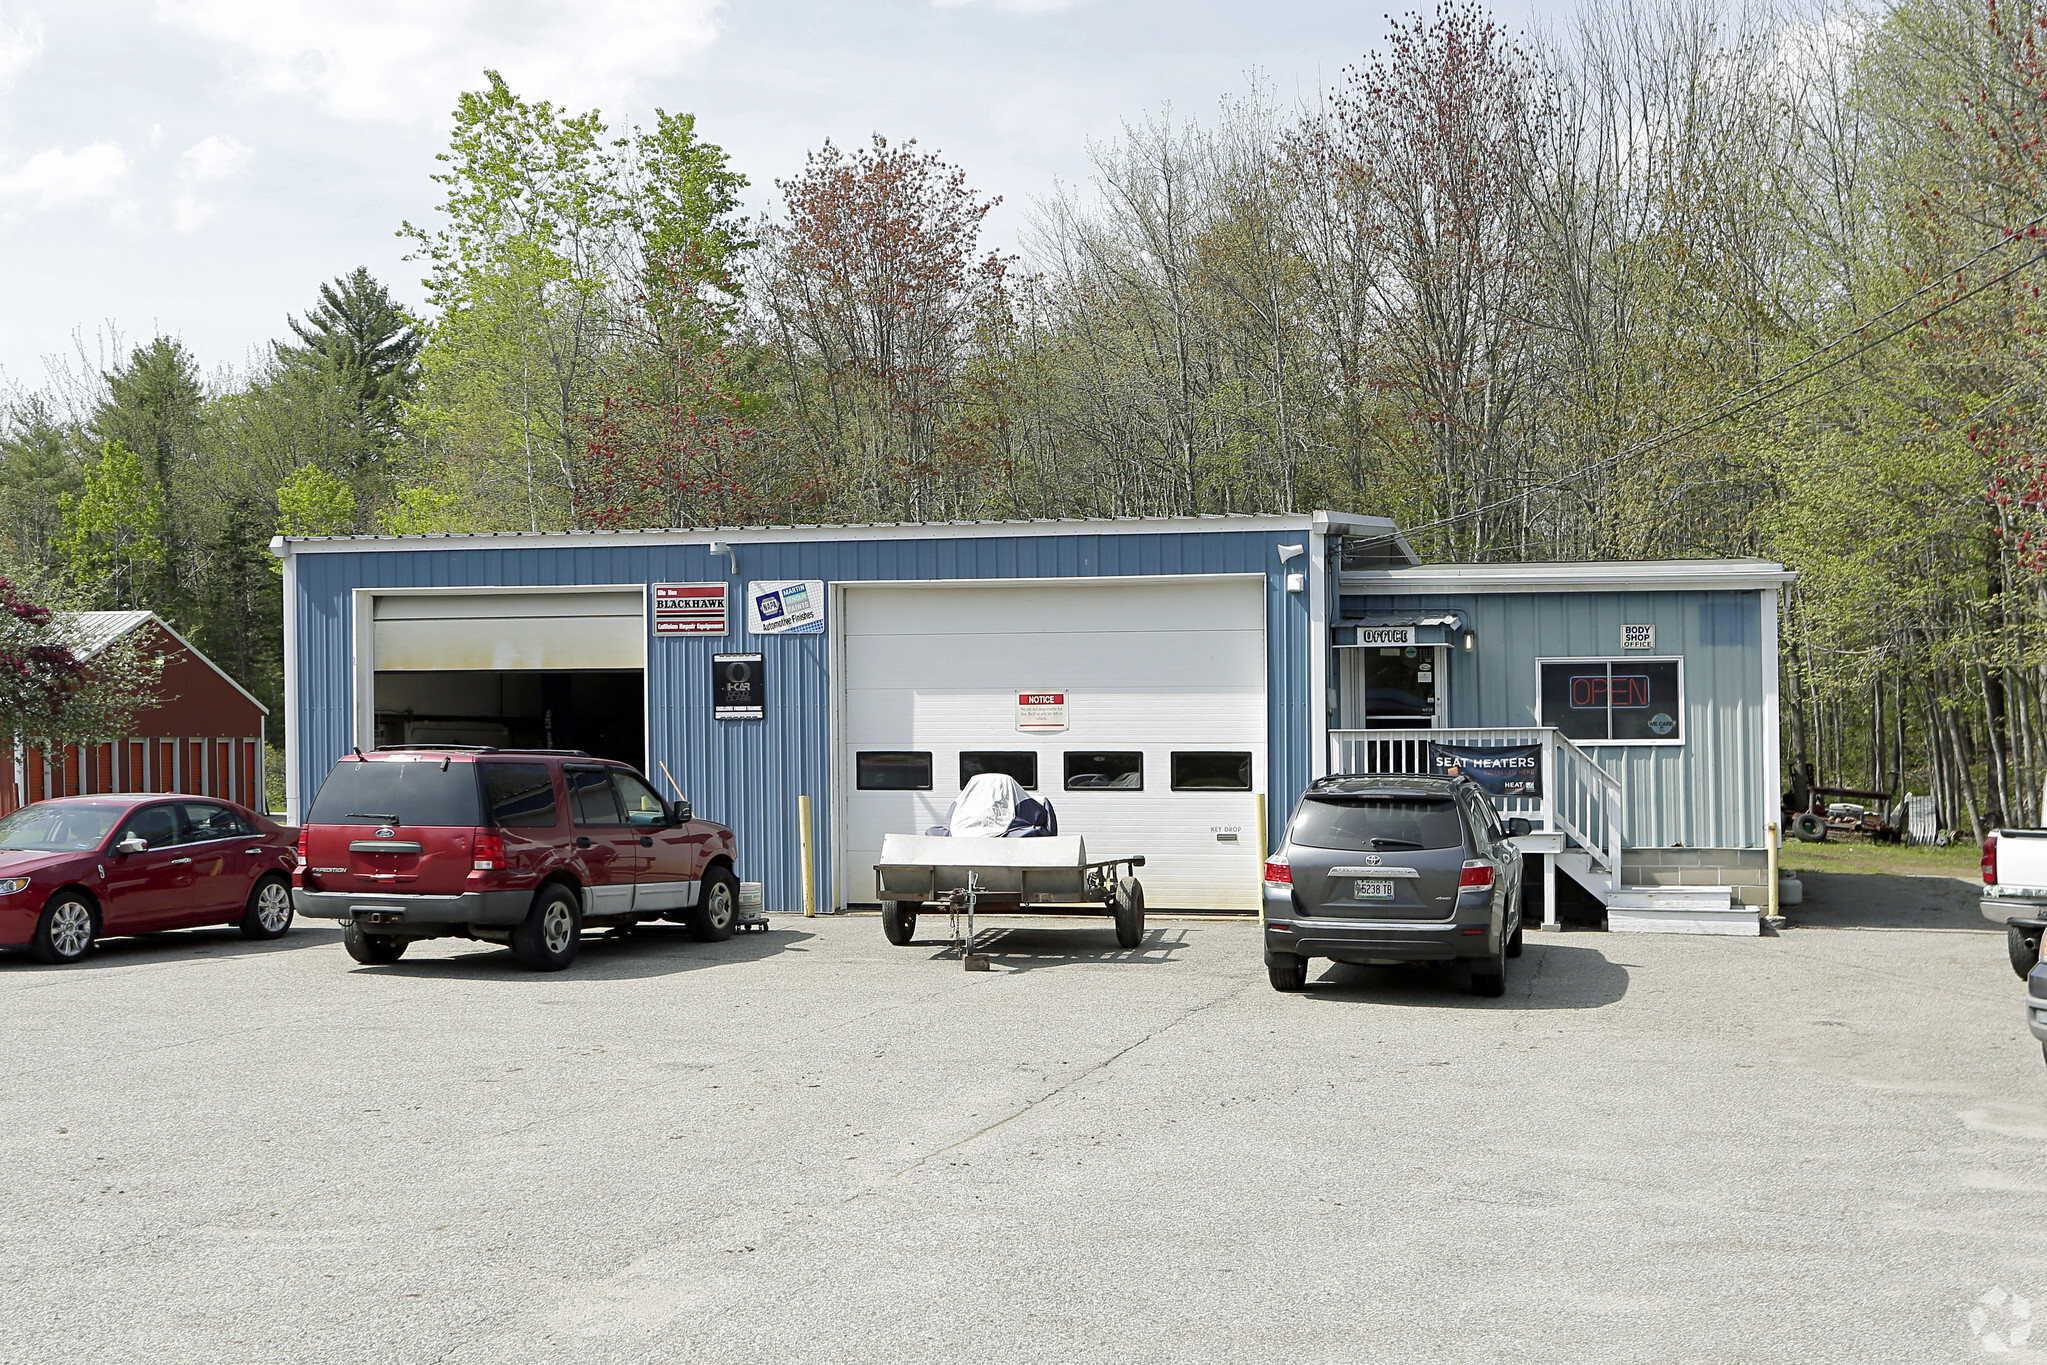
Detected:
left=1327, top=726, right=1622, bottom=875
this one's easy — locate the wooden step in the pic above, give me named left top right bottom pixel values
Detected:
left=1605, top=887, right=1760, bottom=936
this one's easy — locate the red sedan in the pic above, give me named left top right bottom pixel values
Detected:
left=0, top=795, right=299, bottom=964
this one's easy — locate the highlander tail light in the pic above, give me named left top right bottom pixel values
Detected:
left=1983, top=833, right=1998, bottom=885
left=473, top=831, right=506, bottom=871
left=1263, top=856, right=1292, bottom=886
left=1459, top=861, right=1495, bottom=889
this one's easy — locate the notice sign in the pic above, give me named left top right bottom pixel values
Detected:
left=652, top=583, right=728, bottom=636
left=1016, top=692, right=1069, bottom=733
left=713, top=653, right=765, bottom=720
left=1621, top=623, right=1656, bottom=650
left=1356, top=626, right=1415, bottom=647
left=1428, top=741, right=1543, bottom=798
left=747, top=580, right=825, bottom=635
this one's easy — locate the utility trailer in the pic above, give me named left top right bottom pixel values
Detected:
left=873, top=833, right=1147, bottom=969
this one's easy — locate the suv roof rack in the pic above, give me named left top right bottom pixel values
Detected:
left=371, top=745, right=594, bottom=758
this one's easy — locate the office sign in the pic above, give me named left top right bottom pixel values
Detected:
left=1621, top=623, right=1656, bottom=650
left=1428, top=741, right=1543, bottom=798
left=651, top=583, right=728, bottom=636
left=713, top=653, right=765, bottom=720
left=747, top=580, right=825, bottom=635
left=1356, top=626, right=1415, bottom=646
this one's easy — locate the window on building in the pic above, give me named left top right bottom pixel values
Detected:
left=1065, top=752, right=1144, bottom=791
left=1538, top=658, right=1683, bottom=743
left=857, top=752, right=933, bottom=791
left=960, top=751, right=1037, bottom=789
left=1170, top=752, right=1253, bottom=791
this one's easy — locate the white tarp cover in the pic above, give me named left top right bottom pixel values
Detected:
left=878, top=832, right=1087, bottom=871
left=949, top=772, right=1024, bottom=837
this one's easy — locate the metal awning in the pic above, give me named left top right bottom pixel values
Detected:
left=1333, top=613, right=1466, bottom=648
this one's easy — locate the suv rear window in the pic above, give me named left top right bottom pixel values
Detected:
left=1289, top=796, right=1466, bottom=852
left=482, top=763, right=558, bottom=828
left=307, top=759, right=484, bottom=827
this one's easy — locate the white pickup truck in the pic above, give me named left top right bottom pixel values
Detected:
left=1981, top=832, right=2047, bottom=1066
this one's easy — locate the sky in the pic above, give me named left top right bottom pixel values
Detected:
left=0, top=0, right=1573, bottom=393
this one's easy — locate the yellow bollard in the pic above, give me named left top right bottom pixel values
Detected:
left=1254, top=792, right=1268, bottom=919
left=1766, top=821, right=1780, bottom=923
left=799, top=793, right=816, bottom=917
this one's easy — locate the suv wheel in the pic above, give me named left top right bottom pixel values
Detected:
left=686, top=868, right=740, bottom=943
left=1506, top=921, right=1525, bottom=958
left=1112, top=876, right=1145, bottom=949
left=1266, top=950, right=1308, bottom=992
left=342, top=922, right=407, bottom=965
left=883, top=903, right=918, bottom=945
left=2010, top=924, right=2041, bottom=980
left=31, top=893, right=97, bottom=965
left=1468, top=945, right=1507, bottom=997
left=240, top=875, right=294, bottom=941
left=513, top=886, right=581, bottom=971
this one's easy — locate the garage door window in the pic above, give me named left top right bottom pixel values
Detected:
left=1171, top=752, right=1252, bottom=791
left=858, top=752, right=932, bottom=791
left=482, top=763, right=557, bottom=828
left=1537, top=658, right=1683, bottom=744
left=1065, top=752, right=1143, bottom=791
left=961, top=751, right=1037, bottom=789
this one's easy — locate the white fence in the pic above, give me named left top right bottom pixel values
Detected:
left=1328, top=726, right=1623, bottom=875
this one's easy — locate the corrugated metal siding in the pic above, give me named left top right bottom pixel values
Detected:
left=292, top=530, right=1310, bottom=912
left=1347, top=589, right=1768, bottom=849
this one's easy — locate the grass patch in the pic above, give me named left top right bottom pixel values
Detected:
left=1778, top=837, right=1981, bottom=879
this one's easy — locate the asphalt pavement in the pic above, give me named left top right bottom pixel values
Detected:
left=0, top=894, right=2041, bottom=1364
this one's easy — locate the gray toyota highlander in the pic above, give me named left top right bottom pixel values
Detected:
left=1263, top=773, right=1529, bottom=996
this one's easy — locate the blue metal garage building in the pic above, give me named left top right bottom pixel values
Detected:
left=273, top=513, right=1792, bottom=929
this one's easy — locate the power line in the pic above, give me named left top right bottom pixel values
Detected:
left=1401, top=213, right=2047, bottom=537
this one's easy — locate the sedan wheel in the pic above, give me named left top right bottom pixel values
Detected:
left=239, top=876, right=294, bottom=941
left=32, top=894, right=96, bottom=965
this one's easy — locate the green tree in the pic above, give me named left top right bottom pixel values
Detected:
left=278, top=267, right=422, bottom=446
left=276, top=464, right=358, bottom=539
left=0, top=394, right=84, bottom=567
left=56, top=442, right=166, bottom=609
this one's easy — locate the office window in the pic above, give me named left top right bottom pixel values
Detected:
left=960, top=751, right=1037, bottom=789
left=857, top=751, right=933, bottom=791
left=1171, top=752, right=1253, bottom=791
left=1065, top=752, right=1144, bottom=791
left=1538, top=658, right=1683, bottom=743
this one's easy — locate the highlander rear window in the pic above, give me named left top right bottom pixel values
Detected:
left=1289, top=796, right=1465, bottom=851
left=307, top=759, right=484, bottom=827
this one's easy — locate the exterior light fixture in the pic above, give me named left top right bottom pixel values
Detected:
left=707, top=541, right=738, bottom=575
left=1277, top=544, right=1305, bottom=563
left=1463, top=630, right=1476, bottom=652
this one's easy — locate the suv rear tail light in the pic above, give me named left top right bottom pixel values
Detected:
left=1263, top=855, right=1292, bottom=886
left=1459, top=861, right=1495, bottom=889
left=295, top=828, right=308, bottom=867
left=473, top=831, right=506, bottom=871
left=1984, top=833, right=1999, bottom=885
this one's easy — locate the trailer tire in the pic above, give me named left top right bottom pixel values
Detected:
left=1790, top=811, right=1827, bottom=842
left=883, top=903, right=918, bottom=946
left=1113, top=877, right=1145, bottom=949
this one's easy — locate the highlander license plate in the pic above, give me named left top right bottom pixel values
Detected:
left=1352, top=879, right=1395, bottom=900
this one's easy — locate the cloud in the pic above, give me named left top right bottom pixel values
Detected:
left=172, top=192, right=213, bottom=232
left=930, top=0, right=1087, bottom=11
left=155, top=0, right=724, bottom=122
left=178, top=134, right=252, bottom=182
left=0, top=142, right=128, bottom=210
left=0, top=8, right=41, bottom=86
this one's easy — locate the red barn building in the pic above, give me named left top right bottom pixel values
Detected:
left=2, top=611, right=270, bottom=816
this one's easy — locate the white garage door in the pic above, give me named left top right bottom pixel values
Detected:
left=839, top=577, right=1267, bottom=911
left=373, top=591, right=646, bottom=671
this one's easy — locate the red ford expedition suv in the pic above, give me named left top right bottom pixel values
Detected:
left=292, top=748, right=740, bottom=971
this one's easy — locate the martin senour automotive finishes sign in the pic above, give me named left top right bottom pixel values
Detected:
left=1016, top=691, right=1069, bottom=733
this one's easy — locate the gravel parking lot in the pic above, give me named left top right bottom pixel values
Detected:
left=1, top=890, right=2042, bottom=1364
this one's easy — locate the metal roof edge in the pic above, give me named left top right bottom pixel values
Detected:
left=1310, top=511, right=1419, bottom=565
left=1339, top=559, right=1798, bottom=594
left=64, top=610, right=271, bottom=716
left=271, top=513, right=1323, bottom=556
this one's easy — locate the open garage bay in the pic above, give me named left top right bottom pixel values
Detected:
left=0, top=903, right=2039, bottom=1362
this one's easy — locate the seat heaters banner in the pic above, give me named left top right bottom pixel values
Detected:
left=1427, top=742, right=1544, bottom=798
